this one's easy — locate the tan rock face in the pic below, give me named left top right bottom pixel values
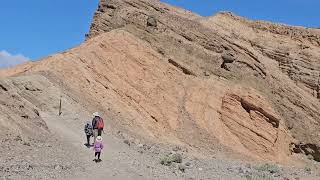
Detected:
left=220, top=90, right=292, bottom=161
left=1, top=0, right=320, bottom=162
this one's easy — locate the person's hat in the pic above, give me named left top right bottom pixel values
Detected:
left=96, top=136, right=103, bottom=142
left=92, top=112, right=100, bottom=117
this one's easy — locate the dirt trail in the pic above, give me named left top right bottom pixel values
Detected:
left=40, top=112, right=151, bottom=180
left=40, top=111, right=251, bottom=180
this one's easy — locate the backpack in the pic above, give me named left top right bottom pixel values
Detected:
left=96, top=117, right=104, bottom=129
left=85, top=123, right=93, bottom=135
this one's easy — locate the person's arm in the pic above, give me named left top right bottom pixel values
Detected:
left=101, top=118, right=104, bottom=130
left=101, top=143, right=104, bottom=150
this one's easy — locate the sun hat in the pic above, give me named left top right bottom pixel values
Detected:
left=96, top=136, right=103, bottom=142
left=92, top=112, right=100, bottom=117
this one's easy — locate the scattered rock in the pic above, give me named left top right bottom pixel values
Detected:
left=14, top=136, right=23, bottom=142
left=157, top=48, right=165, bottom=55
left=54, top=165, right=62, bottom=170
left=143, top=144, right=152, bottom=151
left=185, top=162, right=191, bottom=167
left=33, top=109, right=40, bottom=116
left=23, top=142, right=31, bottom=146
left=0, top=84, right=8, bottom=91
left=178, top=164, right=186, bottom=173
left=222, top=52, right=236, bottom=64
left=134, top=139, right=141, bottom=145
left=221, top=51, right=236, bottom=71
left=238, top=166, right=251, bottom=174
left=123, top=139, right=131, bottom=146
left=137, top=143, right=144, bottom=148
left=21, top=115, right=29, bottom=119
left=172, top=146, right=181, bottom=152
left=147, top=16, right=157, bottom=27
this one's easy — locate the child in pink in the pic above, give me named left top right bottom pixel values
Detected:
left=93, top=136, right=104, bottom=162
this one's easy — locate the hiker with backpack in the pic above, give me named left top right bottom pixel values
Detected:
left=92, top=112, right=104, bottom=142
left=93, top=136, right=104, bottom=162
left=84, top=121, right=93, bottom=147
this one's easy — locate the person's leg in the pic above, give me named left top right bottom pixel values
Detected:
left=98, top=152, right=101, bottom=160
left=98, top=129, right=102, bottom=136
left=93, top=129, right=98, bottom=142
left=86, top=135, right=90, bottom=145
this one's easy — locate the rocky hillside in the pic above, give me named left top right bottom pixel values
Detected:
left=87, top=0, right=320, bottom=161
left=1, top=0, right=320, bottom=178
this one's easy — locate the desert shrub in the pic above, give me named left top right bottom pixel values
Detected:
left=160, top=153, right=182, bottom=166
left=160, top=156, right=172, bottom=166
left=304, top=166, right=311, bottom=172
left=246, top=174, right=273, bottom=180
left=254, top=163, right=280, bottom=174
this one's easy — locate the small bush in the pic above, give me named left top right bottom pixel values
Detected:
left=254, top=163, right=281, bottom=174
left=160, top=156, right=172, bottom=166
left=23, top=141, right=31, bottom=146
left=246, top=174, right=273, bottom=180
left=14, top=135, right=23, bottom=142
left=171, top=153, right=182, bottom=163
left=304, top=166, right=311, bottom=172
left=160, top=153, right=182, bottom=166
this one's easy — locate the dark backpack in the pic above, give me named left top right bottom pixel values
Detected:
left=96, top=117, right=104, bottom=129
left=85, top=123, right=93, bottom=135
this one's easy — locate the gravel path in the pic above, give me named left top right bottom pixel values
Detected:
left=39, top=112, right=320, bottom=180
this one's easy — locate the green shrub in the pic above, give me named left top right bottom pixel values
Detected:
left=246, top=174, right=273, bottom=180
left=170, top=153, right=182, bottom=163
left=304, top=166, right=311, bottom=172
left=160, top=156, right=172, bottom=166
left=160, top=153, right=182, bottom=166
left=254, top=163, right=280, bottom=174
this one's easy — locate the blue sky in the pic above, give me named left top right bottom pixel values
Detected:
left=0, top=0, right=319, bottom=68
left=0, top=0, right=99, bottom=67
left=162, top=0, right=320, bottom=28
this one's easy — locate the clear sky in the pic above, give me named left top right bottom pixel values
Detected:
left=162, top=0, right=320, bottom=28
left=0, top=0, right=319, bottom=68
left=0, top=0, right=99, bottom=68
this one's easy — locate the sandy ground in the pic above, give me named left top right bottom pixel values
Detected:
left=37, top=111, right=320, bottom=180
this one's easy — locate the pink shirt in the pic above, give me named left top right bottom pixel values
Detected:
left=93, top=141, right=104, bottom=152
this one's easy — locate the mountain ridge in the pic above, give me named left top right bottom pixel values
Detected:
left=1, top=0, right=320, bottom=179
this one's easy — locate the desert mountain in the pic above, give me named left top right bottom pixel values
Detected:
left=88, top=0, right=320, bottom=161
left=1, top=0, right=320, bottom=179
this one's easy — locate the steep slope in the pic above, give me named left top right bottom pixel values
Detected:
left=0, top=74, right=86, bottom=179
left=0, top=28, right=299, bottom=165
left=86, top=0, right=320, bottom=161
left=1, top=1, right=320, bottom=176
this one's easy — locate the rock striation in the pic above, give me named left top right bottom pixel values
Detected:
left=1, top=0, right=320, bottom=163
